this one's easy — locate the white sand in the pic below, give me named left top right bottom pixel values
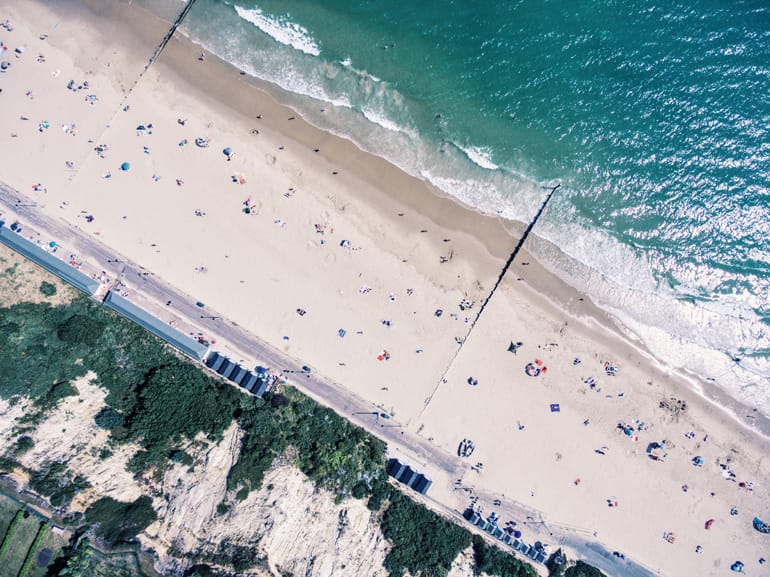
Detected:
left=0, top=2, right=767, bottom=576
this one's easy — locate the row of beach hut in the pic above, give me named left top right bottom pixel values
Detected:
left=204, top=351, right=269, bottom=397
left=463, top=508, right=548, bottom=564
left=386, top=458, right=432, bottom=495
left=0, top=220, right=268, bottom=399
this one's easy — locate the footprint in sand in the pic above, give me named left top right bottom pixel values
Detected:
left=323, top=251, right=336, bottom=267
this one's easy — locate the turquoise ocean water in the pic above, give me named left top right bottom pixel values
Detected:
left=143, top=0, right=769, bottom=418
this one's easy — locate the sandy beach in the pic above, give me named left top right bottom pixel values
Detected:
left=0, top=1, right=768, bottom=576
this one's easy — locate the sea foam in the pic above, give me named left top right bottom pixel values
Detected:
left=234, top=5, right=320, bottom=56
left=174, top=0, right=770, bottom=423
left=457, top=144, right=500, bottom=171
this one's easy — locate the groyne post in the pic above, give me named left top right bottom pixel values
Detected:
left=417, top=183, right=561, bottom=419
left=470, top=183, right=560, bottom=330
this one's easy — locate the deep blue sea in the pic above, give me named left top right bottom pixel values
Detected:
left=144, top=0, right=770, bottom=416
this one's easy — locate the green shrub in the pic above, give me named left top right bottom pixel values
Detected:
left=86, top=496, right=157, bottom=547
left=126, top=450, right=153, bottom=474
left=284, top=392, right=387, bottom=497
left=56, top=314, right=105, bottom=346
left=0, top=300, right=93, bottom=402
left=472, top=535, right=537, bottom=577
left=563, top=561, right=607, bottom=577
left=381, top=492, right=471, bottom=577
left=13, top=435, right=34, bottom=455
left=120, top=363, right=240, bottom=471
left=0, top=456, right=19, bottom=473
left=351, top=482, right=368, bottom=499
left=216, top=502, right=230, bottom=516
left=227, top=397, right=286, bottom=491
left=56, top=536, right=94, bottom=576
left=170, top=450, right=194, bottom=466
left=30, top=463, right=67, bottom=498
left=39, top=281, right=57, bottom=297
left=366, top=478, right=392, bottom=512
left=31, top=381, right=77, bottom=414
left=198, top=539, right=264, bottom=573
left=235, top=487, right=249, bottom=502
left=30, top=463, right=90, bottom=508
left=94, top=407, right=123, bottom=429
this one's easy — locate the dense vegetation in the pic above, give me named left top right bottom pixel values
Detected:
left=53, top=536, right=145, bottom=577
left=0, top=298, right=177, bottom=416
left=563, top=561, right=607, bottom=577
left=85, top=497, right=157, bottom=547
left=28, top=462, right=90, bottom=508
left=472, top=536, right=537, bottom=577
left=39, top=281, right=57, bottom=297
left=0, top=277, right=593, bottom=577
left=189, top=538, right=267, bottom=574
left=0, top=295, right=386, bottom=500
left=381, top=491, right=471, bottom=577
left=229, top=389, right=387, bottom=498
left=55, top=537, right=95, bottom=577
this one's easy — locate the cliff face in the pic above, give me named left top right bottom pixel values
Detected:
left=1, top=379, right=392, bottom=577
left=145, top=421, right=390, bottom=577
left=14, top=374, right=144, bottom=510
left=2, top=378, right=482, bottom=577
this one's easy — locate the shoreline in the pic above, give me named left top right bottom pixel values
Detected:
left=148, top=2, right=770, bottom=441
left=1, top=2, right=768, bottom=576
left=165, top=9, right=770, bottom=441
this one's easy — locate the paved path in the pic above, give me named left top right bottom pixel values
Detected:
left=0, top=181, right=659, bottom=577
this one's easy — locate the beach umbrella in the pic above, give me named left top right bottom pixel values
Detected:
left=120, top=162, right=130, bottom=171
left=513, top=530, right=522, bottom=538
left=0, top=61, right=9, bottom=70
left=136, top=125, right=146, bottom=131
left=223, top=147, right=232, bottom=156
left=705, top=519, right=715, bottom=530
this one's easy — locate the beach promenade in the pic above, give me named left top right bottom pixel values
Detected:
left=0, top=2, right=767, bottom=576
left=0, top=179, right=652, bottom=577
